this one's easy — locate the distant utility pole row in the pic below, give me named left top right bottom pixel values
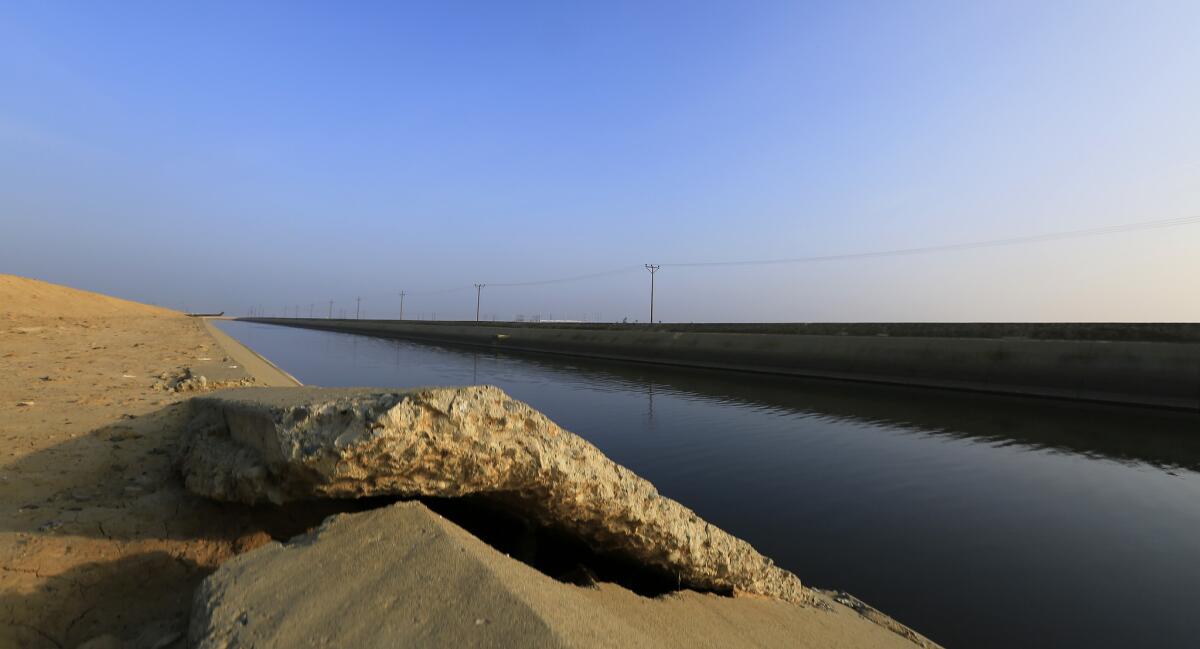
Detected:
left=644, top=264, right=660, bottom=324
left=474, top=284, right=486, bottom=322
left=279, top=265, right=661, bottom=323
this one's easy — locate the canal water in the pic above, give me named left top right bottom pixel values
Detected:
left=215, top=320, right=1200, bottom=649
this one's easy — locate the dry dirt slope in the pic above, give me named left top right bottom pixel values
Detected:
left=0, top=274, right=322, bottom=649
left=0, top=275, right=178, bottom=319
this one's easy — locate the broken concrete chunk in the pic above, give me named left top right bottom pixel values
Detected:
left=179, top=386, right=806, bottom=602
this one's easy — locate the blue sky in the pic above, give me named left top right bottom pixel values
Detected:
left=2, top=1, right=1198, bottom=321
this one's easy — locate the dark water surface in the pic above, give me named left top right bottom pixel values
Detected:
left=215, top=320, right=1200, bottom=649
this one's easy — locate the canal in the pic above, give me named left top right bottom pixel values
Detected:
left=214, top=319, right=1200, bottom=649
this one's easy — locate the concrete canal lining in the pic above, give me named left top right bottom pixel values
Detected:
left=240, top=319, right=1200, bottom=411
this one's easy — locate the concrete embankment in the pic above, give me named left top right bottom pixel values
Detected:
left=241, top=319, right=1200, bottom=411
left=202, top=319, right=302, bottom=387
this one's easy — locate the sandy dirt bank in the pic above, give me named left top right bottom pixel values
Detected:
left=0, top=275, right=936, bottom=648
left=0, top=276, right=317, bottom=648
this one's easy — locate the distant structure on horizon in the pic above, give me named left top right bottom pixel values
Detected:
left=514, top=314, right=582, bottom=324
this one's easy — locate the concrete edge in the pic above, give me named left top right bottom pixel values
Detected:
left=246, top=319, right=1200, bottom=412
left=201, top=318, right=302, bottom=387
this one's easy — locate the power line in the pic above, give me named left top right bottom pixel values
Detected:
left=487, top=265, right=644, bottom=288
left=663, top=215, right=1200, bottom=268
left=405, top=285, right=474, bottom=297
left=302, top=215, right=1200, bottom=317
left=413, top=216, right=1200, bottom=295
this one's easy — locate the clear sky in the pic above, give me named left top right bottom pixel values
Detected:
left=2, top=1, right=1198, bottom=321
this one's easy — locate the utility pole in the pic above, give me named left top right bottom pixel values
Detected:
left=399, top=291, right=406, bottom=320
left=328, top=300, right=333, bottom=319
left=309, top=304, right=314, bottom=318
left=356, top=297, right=361, bottom=320
left=644, top=264, right=660, bottom=324
left=474, top=284, right=485, bottom=322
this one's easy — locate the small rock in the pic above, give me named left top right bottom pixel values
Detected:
left=474, top=618, right=489, bottom=626
left=16, top=401, right=34, bottom=407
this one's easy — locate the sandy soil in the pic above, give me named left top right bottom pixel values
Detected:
left=194, top=501, right=936, bottom=648
left=0, top=274, right=936, bottom=649
left=0, top=276, right=325, bottom=648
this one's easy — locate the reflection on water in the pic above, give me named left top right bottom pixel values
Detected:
left=216, top=320, right=1200, bottom=649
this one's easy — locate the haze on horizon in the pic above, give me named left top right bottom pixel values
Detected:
left=2, top=1, right=1198, bottom=322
